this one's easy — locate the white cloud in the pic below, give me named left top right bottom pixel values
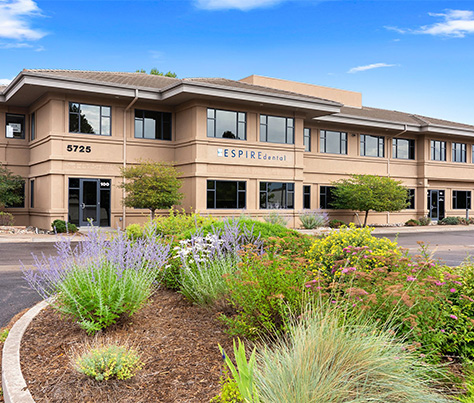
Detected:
left=387, top=9, right=474, bottom=38
left=348, top=63, right=397, bottom=74
left=149, top=50, right=163, bottom=60
left=195, top=0, right=285, bottom=11
left=0, top=78, right=12, bottom=85
left=0, top=0, right=45, bottom=41
left=0, top=41, right=32, bottom=48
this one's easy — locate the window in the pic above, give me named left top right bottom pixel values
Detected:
left=30, top=179, right=34, bottom=208
left=453, top=190, right=471, bottom=210
left=452, top=142, right=466, bottom=163
left=260, top=115, right=294, bottom=144
left=304, top=128, right=311, bottom=152
left=320, top=186, right=336, bottom=209
left=6, top=180, right=25, bottom=208
left=360, top=134, right=384, bottom=157
left=320, top=130, right=347, bottom=154
left=69, top=103, right=111, bottom=136
left=207, top=109, right=246, bottom=140
left=260, top=182, right=294, bottom=209
left=406, top=189, right=415, bottom=209
left=392, top=138, right=415, bottom=160
left=6, top=114, right=25, bottom=139
left=30, top=113, right=35, bottom=141
left=135, top=110, right=172, bottom=140
left=207, top=180, right=246, bottom=209
left=303, top=185, right=311, bottom=209
left=430, top=140, right=446, bottom=161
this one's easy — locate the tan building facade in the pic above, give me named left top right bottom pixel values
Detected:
left=1, top=70, right=474, bottom=229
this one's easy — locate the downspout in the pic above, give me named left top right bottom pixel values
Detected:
left=387, top=124, right=408, bottom=224
left=122, top=89, right=139, bottom=229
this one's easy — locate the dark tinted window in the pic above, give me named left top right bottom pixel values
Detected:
left=304, top=128, right=311, bottom=152
left=6, top=114, right=25, bottom=139
left=260, top=182, right=294, bottom=209
left=69, top=103, right=111, bottom=136
left=135, top=110, right=172, bottom=140
left=452, top=143, right=466, bottom=163
left=207, top=180, right=246, bottom=209
left=320, top=186, right=336, bottom=209
left=453, top=190, right=471, bottom=209
left=392, top=138, right=415, bottom=160
left=207, top=109, right=246, bottom=140
left=406, top=189, right=415, bottom=209
left=303, top=185, right=311, bottom=209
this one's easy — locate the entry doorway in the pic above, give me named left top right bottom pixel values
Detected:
left=68, top=178, right=111, bottom=227
left=427, top=189, right=445, bottom=221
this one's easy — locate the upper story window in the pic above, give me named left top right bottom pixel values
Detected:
left=207, top=109, right=246, bottom=140
left=6, top=114, right=25, bottom=139
left=69, top=103, right=111, bottom=136
left=360, top=134, right=384, bottom=158
left=430, top=140, right=446, bottom=161
left=452, top=142, right=466, bottom=163
left=30, top=113, right=36, bottom=141
left=135, top=110, right=172, bottom=140
left=320, top=130, right=347, bottom=154
left=260, top=182, right=294, bottom=209
left=260, top=115, right=294, bottom=144
left=304, top=128, right=311, bottom=152
left=392, top=138, right=415, bottom=160
left=207, top=180, right=246, bottom=209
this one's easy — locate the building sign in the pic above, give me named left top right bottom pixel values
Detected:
left=216, top=147, right=290, bottom=163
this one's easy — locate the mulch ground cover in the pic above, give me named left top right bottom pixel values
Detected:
left=19, top=289, right=235, bottom=402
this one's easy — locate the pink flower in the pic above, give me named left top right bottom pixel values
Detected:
left=450, top=314, right=458, bottom=320
left=435, top=281, right=446, bottom=286
left=440, top=329, right=446, bottom=333
left=453, top=281, right=462, bottom=285
left=331, top=300, right=337, bottom=304
left=341, top=268, right=349, bottom=274
left=450, top=288, right=457, bottom=293
left=406, top=276, right=417, bottom=282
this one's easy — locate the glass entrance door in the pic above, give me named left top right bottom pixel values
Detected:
left=80, top=179, right=99, bottom=226
left=427, top=190, right=445, bottom=221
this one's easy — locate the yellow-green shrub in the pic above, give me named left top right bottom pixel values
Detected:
left=306, top=224, right=400, bottom=278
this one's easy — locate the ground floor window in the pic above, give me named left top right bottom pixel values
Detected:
left=406, top=189, right=415, bottom=209
left=303, top=185, right=311, bottom=209
left=453, top=190, right=471, bottom=210
left=260, top=182, right=294, bottom=209
left=206, top=180, right=246, bottom=209
left=320, top=186, right=336, bottom=209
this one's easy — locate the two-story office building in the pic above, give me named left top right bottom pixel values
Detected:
left=1, top=69, right=474, bottom=229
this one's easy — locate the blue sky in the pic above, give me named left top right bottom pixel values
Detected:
left=2, top=0, right=474, bottom=124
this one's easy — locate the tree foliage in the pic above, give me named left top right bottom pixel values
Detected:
left=331, top=174, right=408, bottom=226
left=120, top=161, right=183, bottom=219
left=135, top=68, right=177, bottom=78
left=0, top=164, right=24, bottom=209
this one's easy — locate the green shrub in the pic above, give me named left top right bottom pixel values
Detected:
left=263, top=211, right=288, bottom=226
left=52, top=219, right=78, bottom=233
left=299, top=210, right=328, bottom=229
left=405, top=219, right=420, bottom=226
left=221, top=249, right=308, bottom=339
left=0, top=211, right=14, bottom=226
left=0, top=328, right=9, bottom=343
left=125, top=223, right=143, bottom=239
left=56, top=261, right=156, bottom=333
left=74, top=341, right=143, bottom=381
left=440, top=216, right=460, bottom=225
left=210, top=371, right=244, bottom=403
left=306, top=224, right=400, bottom=278
left=253, top=303, right=451, bottom=403
left=418, top=216, right=432, bottom=226
left=328, top=219, right=345, bottom=228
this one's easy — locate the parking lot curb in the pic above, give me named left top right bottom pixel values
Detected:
left=2, top=300, right=47, bottom=403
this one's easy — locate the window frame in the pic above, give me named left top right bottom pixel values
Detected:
left=453, top=190, right=471, bottom=210
left=452, top=142, right=466, bottom=163
left=303, top=128, right=311, bottom=152
left=206, top=180, right=246, bottom=209
left=259, top=114, right=294, bottom=144
left=134, top=109, right=172, bottom=141
left=303, top=185, right=311, bottom=209
left=207, top=108, right=246, bottom=140
left=259, top=182, right=295, bottom=209
left=360, top=134, right=385, bottom=158
left=392, top=138, right=415, bottom=160
left=30, top=112, right=36, bottom=141
left=69, top=102, right=111, bottom=136
left=30, top=179, right=35, bottom=208
left=5, top=113, right=26, bottom=139
left=320, top=130, right=347, bottom=155
left=430, top=140, right=447, bottom=161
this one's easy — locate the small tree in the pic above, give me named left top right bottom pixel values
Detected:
left=331, top=174, right=408, bottom=227
left=0, top=164, right=24, bottom=209
left=120, top=161, right=183, bottom=219
left=135, top=68, right=177, bottom=78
